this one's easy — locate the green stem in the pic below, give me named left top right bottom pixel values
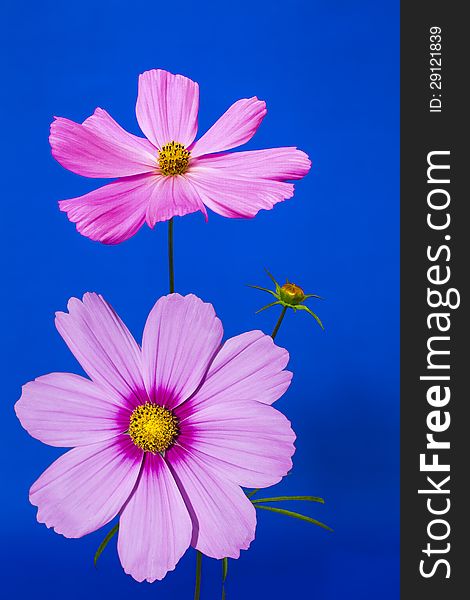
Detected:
left=271, top=306, right=288, bottom=340
left=194, top=550, right=202, bottom=600
left=168, top=218, right=175, bottom=293
left=222, top=557, right=228, bottom=599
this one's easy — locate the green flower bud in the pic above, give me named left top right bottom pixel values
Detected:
left=279, top=283, right=306, bottom=306
left=248, top=269, right=324, bottom=330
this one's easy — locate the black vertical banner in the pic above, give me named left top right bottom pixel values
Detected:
left=401, top=2, right=467, bottom=598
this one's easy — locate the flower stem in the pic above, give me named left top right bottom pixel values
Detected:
left=168, top=218, right=175, bottom=293
left=194, top=550, right=202, bottom=600
left=271, top=306, right=288, bottom=340
left=222, top=557, right=228, bottom=599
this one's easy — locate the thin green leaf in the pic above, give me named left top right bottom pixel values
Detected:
left=94, top=522, right=119, bottom=567
left=246, top=488, right=260, bottom=499
left=304, top=294, right=324, bottom=300
left=251, top=495, right=325, bottom=505
left=222, top=557, right=228, bottom=583
left=297, top=305, right=325, bottom=330
left=255, top=505, right=333, bottom=532
left=247, top=285, right=279, bottom=299
left=255, top=301, right=281, bottom=314
left=265, top=268, right=281, bottom=293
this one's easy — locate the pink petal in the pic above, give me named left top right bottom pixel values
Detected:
left=187, top=330, right=292, bottom=408
left=136, top=69, right=199, bottom=149
left=189, top=97, right=266, bottom=157
left=186, top=168, right=294, bottom=218
left=192, top=147, right=311, bottom=180
left=166, top=445, right=256, bottom=559
left=146, top=175, right=207, bottom=228
left=118, top=453, right=192, bottom=583
left=15, top=373, right=129, bottom=447
left=30, top=436, right=143, bottom=538
left=59, top=174, right=157, bottom=244
left=175, top=399, right=295, bottom=489
left=142, top=294, right=223, bottom=409
left=50, top=109, right=157, bottom=178
left=55, top=293, right=145, bottom=410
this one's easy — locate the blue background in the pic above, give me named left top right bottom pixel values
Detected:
left=1, top=0, right=399, bottom=598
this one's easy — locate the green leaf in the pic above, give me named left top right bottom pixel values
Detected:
left=296, top=305, right=325, bottom=330
left=265, top=268, right=281, bottom=294
left=246, top=488, right=260, bottom=499
left=247, top=285, right=279, bottom=299
left=222, top=557, right=228, bottom=583
left=304, top=294, right=324, bottom=300
left=255, top=301, right=281, bottom=314
left=94, top=522, right=119, bottom=567
left=251, top=495, right=325, bottom=505
left=255, top=505, right=333, bottom=532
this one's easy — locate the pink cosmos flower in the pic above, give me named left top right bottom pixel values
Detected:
left=50, top=69, right=311, bottom=244
left=15, top=293, right=295, bottom=582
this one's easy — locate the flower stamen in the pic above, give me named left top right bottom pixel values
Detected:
left=158, top=141, right=190, bottom=176
left=129, top=403, right=179, bottom=453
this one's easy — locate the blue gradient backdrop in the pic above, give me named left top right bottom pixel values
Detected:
left=1, top=1, right=399, bottom=598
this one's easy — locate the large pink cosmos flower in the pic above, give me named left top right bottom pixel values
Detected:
left=50, top=69, right=311, bottom=244
left=15, top=293, right=295, bottom=582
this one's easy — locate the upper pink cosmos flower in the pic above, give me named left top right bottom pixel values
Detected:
left=15, top=293, right=295, bottom=582
left=50, top=69, right=311, bottom=244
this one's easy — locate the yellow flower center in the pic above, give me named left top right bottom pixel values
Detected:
left=129, top=403, right=179, bottom=453
left=158, top=141, right=190, bottom=176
